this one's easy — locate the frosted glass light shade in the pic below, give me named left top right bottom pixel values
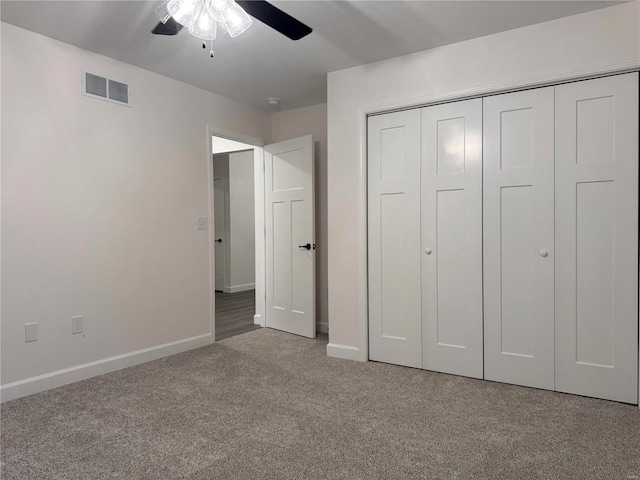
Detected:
left=209, top=0, right=233, bottom=22
left=155, top=0, right=172, bottom=24
left=189, top=3, right=218, bottom=40
left=221, top=1, right=252, bottom=38
left=167, top=0, right=199, bottom=28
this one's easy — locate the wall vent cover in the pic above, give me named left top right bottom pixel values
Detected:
left=85, top=73, right=107, bottom=98
left=82, top=70, right=131, bottom=107
left=108, top=79, right=128, bottom=103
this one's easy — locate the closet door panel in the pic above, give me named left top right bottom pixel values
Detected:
left=483, top=87, right=555, bottom=390
left=500, top=185, right=536, bottom=357
left=555, top=73, right=638, bottom=404
left=421, top=99, right=483, bottom=379
left=368, top=110, right=422, bottom=368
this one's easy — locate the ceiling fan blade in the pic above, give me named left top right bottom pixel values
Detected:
left=152, top=17, right=184, bottom=35
left=236, top=0, right=312, bottom=40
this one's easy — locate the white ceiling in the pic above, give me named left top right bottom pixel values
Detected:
left=1, top=1, right=626, bottom=112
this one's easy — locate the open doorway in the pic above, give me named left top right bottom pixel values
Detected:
left=212, top=136, right=260, bottom=340
left=209, top=131, right=316, bottom=341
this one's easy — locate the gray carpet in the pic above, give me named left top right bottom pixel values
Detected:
left=1, top=328, right=639, bottom=479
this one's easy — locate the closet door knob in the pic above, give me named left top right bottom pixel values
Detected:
left=539, top=250, right=548, bottom=257
left=425, top=249, right=432, bottom=255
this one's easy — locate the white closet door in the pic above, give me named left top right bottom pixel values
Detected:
left=555, top=73, right=639, bottom=404
left=368, top=110, right=422, bottom=368
left=421, top=99, right=483, bottom=378
left=483, top=87, right=555, bottom=390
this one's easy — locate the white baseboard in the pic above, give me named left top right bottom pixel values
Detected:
left=1, top=333, right=213, bottom=403
left=254, top=313, right=264, bottom=327
left=317, top=321, right=329, bottom=334
left=224, top=283, right=255, bottom=294
left=327, top=342, right=364, bottom=362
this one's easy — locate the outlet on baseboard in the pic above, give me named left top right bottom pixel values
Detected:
left=72, top=316, right=83, bottom=334
left=25, top=323, right=38, bottom=342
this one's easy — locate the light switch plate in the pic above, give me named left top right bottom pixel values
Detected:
left=197, top=216, right=208, bottom=230
left=25, top=323, right=38, bottom=342
left=72, top=316, right=83, bottom=334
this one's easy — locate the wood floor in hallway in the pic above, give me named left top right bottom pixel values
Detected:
left=215, top=289, right=260, bottom=341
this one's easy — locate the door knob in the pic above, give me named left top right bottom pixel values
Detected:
left=425, top=248, right=432, bottom=255
left=539, top=250, right=548, bottom=257
left=215, top=238, right=222, bottom=243
left=298, top=243, right=316, bottom=250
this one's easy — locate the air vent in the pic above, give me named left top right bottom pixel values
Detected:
left=108, top=79, right=128, bottom=104
left=82, top=70, right=131, bottom=107
left=85, top=73, right=107, bottom=98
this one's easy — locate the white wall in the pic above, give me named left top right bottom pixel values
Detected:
left=212, top=151, right=255, bottom=293
left=212, top=153, right=230, bottom=289
left=271, top=103, right=328, bottom=333
left=228, top=150, right=255, bottom=292
left=1, top=22, right=271, bottom=400
left=326, top=3, right=640, bottom=360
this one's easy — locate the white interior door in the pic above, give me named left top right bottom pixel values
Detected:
left=214, top=178, right=225, bottom=292
left=483, top=87, right=555, bottom=390
left=421, top=98, right=483, bottom=379
left=555, top=73, right=639, bottom=404
left=368, top=109, right=422, bottom=368
left=264, top=135, right=315, bottom=338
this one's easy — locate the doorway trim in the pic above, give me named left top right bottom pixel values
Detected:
left=207, top=125, right=266, bottom=342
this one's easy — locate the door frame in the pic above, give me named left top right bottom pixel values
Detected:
left=356, top=67, right=640, bottom=406
left=206, top=125, right=267, bottom=342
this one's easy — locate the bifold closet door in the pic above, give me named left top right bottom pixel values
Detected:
left=421, top=99, right=483, bottom=379
left=483, top=87, right=555, bottom=390
left=368, top=109, right=422, bottom=368
left=555, top=73, right=639, bottom=404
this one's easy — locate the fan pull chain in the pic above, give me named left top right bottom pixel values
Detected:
left=202, top=41, right=214, bottom=58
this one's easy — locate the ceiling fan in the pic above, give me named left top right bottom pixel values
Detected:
left=151, top=0, right=312, bottom=41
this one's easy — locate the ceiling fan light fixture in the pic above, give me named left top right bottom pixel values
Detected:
left=152, top=0, right=313, bottom=50
left=160, top=0, right=252, bottom=39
